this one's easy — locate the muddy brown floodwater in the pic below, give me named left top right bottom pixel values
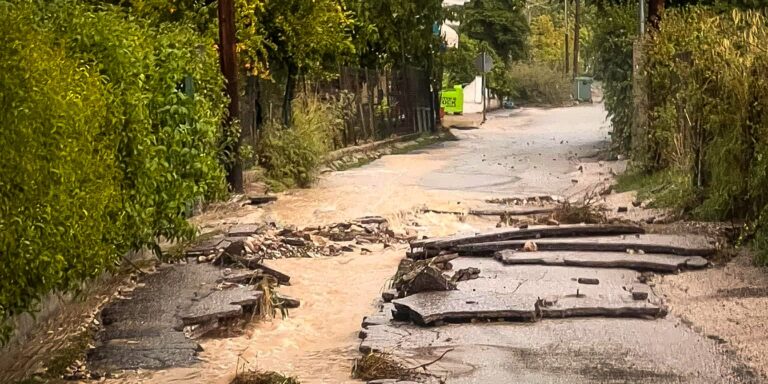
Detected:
left=107, top=105, right=646, bottom=383
left=130, top=246, right=404, bottom=384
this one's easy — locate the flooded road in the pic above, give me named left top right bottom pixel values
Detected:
left=115, top=104, right=636, bottom=383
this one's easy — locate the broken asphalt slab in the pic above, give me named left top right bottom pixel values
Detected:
left=391, top=258, right=666, bottom=325
left=89, top=262, right=264, bottom=373
left=180, top=287, right=263, bottom=325
left=359, top=318, right=758, bottom=383
left=456, top=234, right=717, bottom=257
left=392, top=289, right=665, bottom=325
left=409, top=224, right=645, bottom=258
left=496, top=250, right=709, bottom=272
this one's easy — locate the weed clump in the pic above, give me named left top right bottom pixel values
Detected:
left=256, top=96, right=343, bottom=191
left=551, top=194, right=607, bottom=224
left=351, top=352, right=417, bottom=381
left=231, top=371, right=300, bottom=384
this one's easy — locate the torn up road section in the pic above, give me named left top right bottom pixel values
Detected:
left=355, top=224, right=754, bottom=383
left=88, top=216, right=398, bottom=377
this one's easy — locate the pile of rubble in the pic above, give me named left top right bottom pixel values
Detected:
left=186, top=216, right=401, bottom=263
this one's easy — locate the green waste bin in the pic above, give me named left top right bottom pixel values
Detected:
left=573, top=76, right=593, bottom=102
left=440, top=85, right=464, bottom=115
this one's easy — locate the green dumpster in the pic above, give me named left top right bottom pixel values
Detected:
left=440, top=85, right=464, bottom=115
left=573, top=76, right=593, bottom=102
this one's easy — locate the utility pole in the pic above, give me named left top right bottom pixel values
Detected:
left=639, top=0, right=646, bottom=36
left=482, top=73, right=487, bottom=123
left=218, top=0, right=243, bottom=193
left=564, top=0, right=569, bottom=74
left=573, top=0, right=580, bottom=77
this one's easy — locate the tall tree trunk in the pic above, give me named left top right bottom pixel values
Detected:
left=282, top=64, right=297, bottom=127
left=573, top=0, right=580, bottom=77
left=648, top=0, right=663, bottom=30
left=217, top=0, right=243, bottom=193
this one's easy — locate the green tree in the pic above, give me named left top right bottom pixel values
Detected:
left=258, top=0, right=355, bottom=124
left=529, top=14, right=564, bottom=68
left=462, top=0, right=530, bottom=62
left=442, top=34, right=482, bottom=87
left=345, top=0, right=443, bottom=69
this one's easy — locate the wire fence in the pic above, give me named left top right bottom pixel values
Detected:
left=241, top=66, right=436, bottom=150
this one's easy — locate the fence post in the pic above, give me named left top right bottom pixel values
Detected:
left=632, top=39, right=648, bottom=156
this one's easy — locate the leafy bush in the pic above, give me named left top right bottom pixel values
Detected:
left=257, top=96, right=342, bottom=190
left=0, top=3, right=119, bottom=344
left=592, top=4, right=637, bottom=151
left=0, top=0, right=226, bottom=342
left=502, top=63, right=571, bottom=106
left=635, top=8, right=768, bottom=264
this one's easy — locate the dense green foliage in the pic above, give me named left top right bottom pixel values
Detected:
left=529, top=14, right=567, bottom=68
left=0, top=0, right=226, bottom=342
left=501, top=63, right=572, bottom=105
left=347, top=0, right=444, bottom=69
left=592, top=3, right=637, bottom=151
left=635, top=8, right=768, bottom=263
left=462, top=0, right=530, bottom=62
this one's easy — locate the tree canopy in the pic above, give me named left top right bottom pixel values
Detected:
left=461, top=0, right=529, bottom=62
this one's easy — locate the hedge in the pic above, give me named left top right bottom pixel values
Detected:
left=0, top=0, right=227, bottom=343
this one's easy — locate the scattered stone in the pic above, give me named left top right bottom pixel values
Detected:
left=522, top=241, right=538, bottom=252
left=452, top=267, right=481, bottom=282
left=546, top=218, right=560, bottom=226
left=638, top=272, right=655, bottom=283
left=395, top=264, right=457, bottom=296
left=228, top=224, right=262, bottom=237
left=183, top=319, right=220, bottom=339
left=382, top=289, right=398, bottom=303
left=275, top=293, right=301, bottom=308
left=248, top=195, right=278, bottom=205
left=221, top=239, right=250, bottom=261
left=281, top=237, right=307, bottom=247
left=577, top=278, right=600, bottom=285
left=632, top=291, right=649, bottom=300
left=197, top=256, right=207, bottom=263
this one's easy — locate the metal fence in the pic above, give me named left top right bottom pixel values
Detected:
left=241, top=66, right=436, bottom=150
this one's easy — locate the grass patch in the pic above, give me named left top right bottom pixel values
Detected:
left=351, top=352, right=417, bottom=381
left=615, top=168, right=696, bottom=211
left=14, top=327, right=97, bottom=383
left=231, top=371, right=300, bottom=384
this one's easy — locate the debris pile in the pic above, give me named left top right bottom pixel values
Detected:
left=187, top=216, right=401, bottom=263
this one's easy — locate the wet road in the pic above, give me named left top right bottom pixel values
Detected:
left=109, top=105, right=755, bottom=383
left=261, top=105, right=619, bottom=229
